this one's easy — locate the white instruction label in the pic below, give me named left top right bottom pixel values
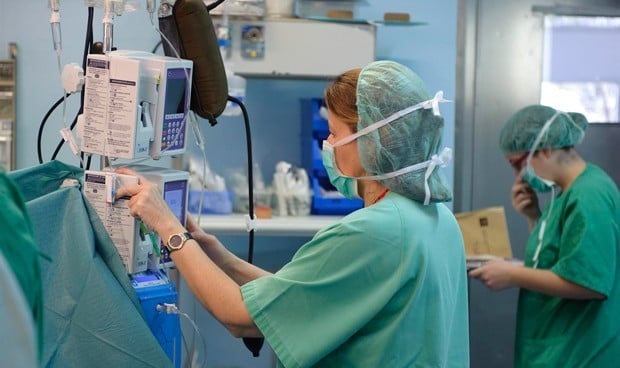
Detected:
left=83, top=57, right=110, bottom=155
left=83, top=171, right=142, bottom=273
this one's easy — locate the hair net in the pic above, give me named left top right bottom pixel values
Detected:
left=356, top=60, right=451, bottom=203
left=499, top=105, right=588, bottom=155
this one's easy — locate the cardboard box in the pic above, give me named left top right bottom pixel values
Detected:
left=455, top=206, right=513, bottom=260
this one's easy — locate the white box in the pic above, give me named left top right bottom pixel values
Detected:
left=222, top=18, right=376, bottom=78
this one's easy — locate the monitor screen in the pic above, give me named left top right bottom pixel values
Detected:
left=163, top=179, right=187, bottom=224
left=161, top=179, right=188, bottom=265
left=161, top=68, right=190, bottom=152
left=164, top=68, right=189, bottom=116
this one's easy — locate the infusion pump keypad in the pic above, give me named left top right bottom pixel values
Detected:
left=161, top=117, right=185, bottom=151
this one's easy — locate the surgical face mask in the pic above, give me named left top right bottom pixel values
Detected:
left=320, top=91, right=452, bottom=205
left=321, top=141, right=360, bottom=199
left=519, top=164, right=553, bottom=192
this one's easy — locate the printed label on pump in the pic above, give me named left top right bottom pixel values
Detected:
left=82, top=55, right=143, bottom=160
left=107, top=77, right=137, bottom=156
left=82, top=56, right=110, bottom=154
left=83, top=171, right=146, bottom=273
left=104, top=57, right=141, bottom=158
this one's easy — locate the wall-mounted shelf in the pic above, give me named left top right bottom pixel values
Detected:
left=303, top=16, right=427, bottom=27
left=196, top=214, right=341, bottom=237
left=373, top=20, right=428, bottom=26
left=216, top=17, right=376, bottom=79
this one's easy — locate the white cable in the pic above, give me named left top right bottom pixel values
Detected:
left=59, top=127, right=86, bottom=167
left=187, top=111, right=208, bottom=227
left=156, top=303, right=208, bottom=368
left=49, top=11, right=68, bottom=131
left=532, top=185, right=556, bottom=269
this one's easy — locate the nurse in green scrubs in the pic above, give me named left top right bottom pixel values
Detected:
left=117, top=61, right=470, bottom=367
left=470, top=105, right=620, bottom=367
left=0, top=170, right=44, bottom=361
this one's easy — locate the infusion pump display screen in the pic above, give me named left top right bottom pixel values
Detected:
left=161, top=179, right=188, bottom=264
left=161, top=68, right=190, bottom=152
left=164, top=180, right=187, bottom=225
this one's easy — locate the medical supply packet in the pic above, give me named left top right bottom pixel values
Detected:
left=454, top=206, right=518, bottom=269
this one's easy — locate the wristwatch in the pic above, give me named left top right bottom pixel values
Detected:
left=166, top=232, right=193, bottom=253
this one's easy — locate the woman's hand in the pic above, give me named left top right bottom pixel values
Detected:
left=469, top=259, right=522, bottom=291
left=511, top=176, right=541, bottom=227
left=114, top=167, right=184, bottom=239
left=186, top=215, right=219, bottom=254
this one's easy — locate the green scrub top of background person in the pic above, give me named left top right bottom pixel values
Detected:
left=515, top=164, right=620, bottom=367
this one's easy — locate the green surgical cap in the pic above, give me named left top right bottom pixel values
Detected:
left=356, top=60, right=451, bottom=203
left=499, top=105, right=588, bottom=155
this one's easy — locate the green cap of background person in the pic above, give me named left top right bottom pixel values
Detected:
left=499, top=104, right=588, bottom=155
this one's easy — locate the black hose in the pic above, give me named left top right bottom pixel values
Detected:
left=227, top=94, right=264, bottom=357
left=206, top=0, right=226, bottom=11
left=151, top=40, right=162, bottom=54
left=228, top=95, right=255, bottom=264
left=37, top=93, right=71, bottom=164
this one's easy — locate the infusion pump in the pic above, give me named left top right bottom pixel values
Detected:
left=78, top=51, right=193, bottom=160
left=83, top=166, right=190, bottom=274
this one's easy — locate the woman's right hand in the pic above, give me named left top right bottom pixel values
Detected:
left=511, top=176, right=541, bottom=226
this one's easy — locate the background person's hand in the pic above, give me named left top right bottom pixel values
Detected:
left=469, top=259, right=521, bottom=291
left=511, top=176, right=541, bottom=226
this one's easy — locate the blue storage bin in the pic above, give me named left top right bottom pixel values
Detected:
left=302, top=97, right=364, bottom=216
left=311, top=176, right=363, bottom=215
left=188, top=190, right=233, bottom=215
left=312, top=138, right=326, bottom=177
left=301, top=98, right=329, bottom=139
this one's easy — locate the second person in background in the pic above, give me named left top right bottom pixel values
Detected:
left=470, top=105, right=620, bottom=367
left=117, top=60, right=470, bottom=367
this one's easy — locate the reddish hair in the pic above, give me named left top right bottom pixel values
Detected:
left=324, top=68, right=361, bottom=131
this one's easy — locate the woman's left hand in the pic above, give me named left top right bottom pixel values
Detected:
left=469, top=259, right=521, bottom=291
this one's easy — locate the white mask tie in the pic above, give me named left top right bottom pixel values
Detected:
left=332, top=91, right=450, bottom=148
left=422, top=148, right=452, bottom=205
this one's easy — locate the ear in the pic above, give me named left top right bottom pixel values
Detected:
left=540, top=148, right=554, bottom=159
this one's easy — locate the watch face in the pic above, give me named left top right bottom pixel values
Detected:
left=169, top=234, right=183, bottom=249
left=167, top=232, right=191, bottom=252
left=170, top=235, right=183, bottom=248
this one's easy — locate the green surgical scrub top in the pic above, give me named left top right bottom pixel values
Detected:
left=515, top=164, right=620, bottom=367
left=241, top=192, right=470, bottom=368
left=0, top=171, right=44, bottom=359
